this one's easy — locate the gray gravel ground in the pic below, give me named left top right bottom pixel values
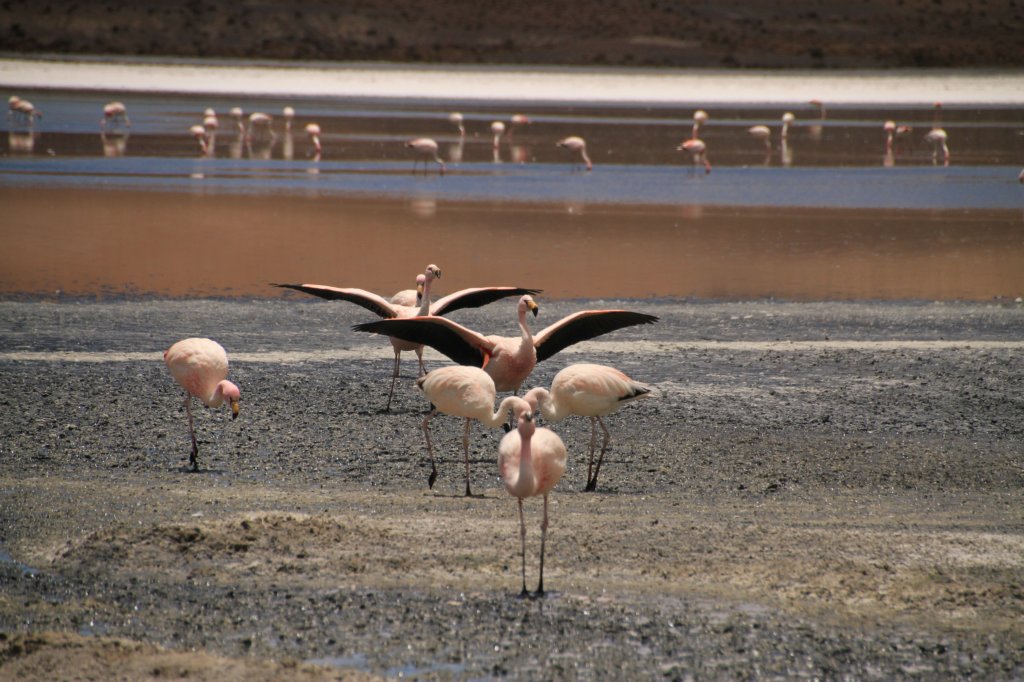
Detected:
left=1, top=298, right=1023, bottom=680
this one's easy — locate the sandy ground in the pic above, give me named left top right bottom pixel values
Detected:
left=1, top=298, right=1023, bottom=679
left=1, top=0, right=1022, bottom=68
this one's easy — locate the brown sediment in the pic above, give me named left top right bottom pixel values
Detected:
left=1, top=187, right=1021, bottom=301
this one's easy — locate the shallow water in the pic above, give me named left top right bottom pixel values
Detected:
left=2, top=63, right=1023, bottom=300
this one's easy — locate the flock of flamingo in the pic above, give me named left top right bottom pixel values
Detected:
left=8, top=96, right=978, bottom=174
left=165, top=264, right=657, bottom=596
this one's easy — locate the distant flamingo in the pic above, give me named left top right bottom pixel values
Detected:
left=247, top=112, right=275, bottom=141
left=748, top=125, right=771, bottom=151
left=406, top=138, right=446, bottom=175
left=449, top=112, right=465, bottom=138
left=282, top=106, right=295, bottom=132
left=189, top=124, right=209, bottom=155
left=490, top=121, right=506, bottom=149
left=304, top=122, right=322, bottom=156
left=507, top=114, right=530, bottom=142
left=781, top=112, right=795, bottom=139
left=417, top=366, right=533, bottom=495
left=354, top=295, right=658, bottom=394
left=8, top=96, right=42, bottom=127
left=499, top=404, right=567, bottom=597
left=925, top=128, right=949, bottom=165
left=276, top=268, right=540, bottom=410
left=692, top=109, right=708, bottom=138
left=164, top=338, right=241, bottom=472
left=101, top=101, right=130, bottom=131
left=677, top=138, right=711, bottom=174
left=556, top=136, right=592, bottom=171
left=229, top=107, right=245, bottom=134
left=523, top=363, right=652, bottom=491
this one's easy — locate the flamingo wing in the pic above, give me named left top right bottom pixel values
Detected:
left=273, top=283, right=400, bottom=318
left=533, top=310, right=659, bottom=364
left=353, top=316, right=494, bottom=367
left=430, top=287, right=542, bottom=316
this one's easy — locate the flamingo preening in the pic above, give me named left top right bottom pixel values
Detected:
left=556, top=136, right=592, bottom=171
left=275, top=267, right=540, bottom=410
left=499, top=404, right=567, bottom=597
left=353, top=295, right=658, bottom=395
left=677, top=138, right=711, bottom=174
left=523, top=363, right=652, bottom=491
left=406, top=138, right=446, bottom=175
left=101, top=101, right=130, bottom=131
left=164, top=338, right=241, bottom=472
left=416, top=366, right=532, bottom=495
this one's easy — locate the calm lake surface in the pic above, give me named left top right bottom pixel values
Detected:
left=2, top=61, right=1022, bottom=300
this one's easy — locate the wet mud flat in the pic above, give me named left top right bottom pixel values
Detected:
left=1, top=298, right=1023, bottom=679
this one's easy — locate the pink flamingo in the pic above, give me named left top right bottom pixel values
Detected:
left=8, top=96, right=42, bottom=127
left=523, top=363, right=652, bottom=491
left=189, top=124, right=209, bottom=155
left=507, top=114, right=530, bottom=143
left=499, top=403, right=567, bottom=597
left=748, top=124, right=771, bottom=151
left=246, top=112, right=275, bottom=141
left=781, top=112, right=795, bottom=139
left=101, top=101, right=130, bottom=131
left=276, top=267, right=541, bottom=410
left=417, top=366, right=535, bottom=495
left=282, top=106, right=295, bottom=133
left=556, top=136, right=592, bottom=171
left=692, top=109, right=708, bottom=139
left=677, top=138, right=711, bottom=174
left=406, top=138, right=446, bottom=175
left=353, top=295, right=658, bottom=394
left=164, top=338, right=241, bottom=472
left=304, top=122, right=322, bottom=156
left=490, top=121, right=506, bottom=149
left=925, top=128, right=949, bottom=165
left=449, top=112, right=465, bottom=138
left=230, top=107, right=245, bottom=134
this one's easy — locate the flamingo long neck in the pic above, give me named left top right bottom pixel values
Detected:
left=525, top=387, right=565, bottom=423
left=207, top=382, right=226, bottom=408
left=510, top=431, right=535, bottom=497
left=482, top=396, right=527, bottom=428
left=518, top=307, right=534, bottom=347
left=417, top=275, right=434, bottom=316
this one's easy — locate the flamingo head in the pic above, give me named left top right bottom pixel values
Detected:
left=414, top=273, right=427, bottom=300
left=520, top=295, right=539, bottom=318
left=782, top=112, right=795, bottom=124
left=515, top=407, right=536, bottom=438
left=217, top=380, right=241, bottom=419
left=693, top=110, right=708, bottom=124
left=424, top=264, right=441, bottom=282
left=883, top=120, right=896, bottom=132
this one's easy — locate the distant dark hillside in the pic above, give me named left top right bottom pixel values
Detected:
left=2, top=0, right=1022, bottom=68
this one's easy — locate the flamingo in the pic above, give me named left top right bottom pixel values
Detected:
left=523, top=363, right=652, bottom=491
left=508, top=114, right=530, bottom=142
left=677, top=138, right=711, bottom=174
left=925, top=128, right=949, bottom=165
left=406, top=138, right=446, bottom=175
left=247, top=112, right=275, bottom=141
left=556, top=136, right=592, bottom=171
left=229, top=107, right=245, bottom=134
left=416, top=366, right=533, bottom=495
left=189, top=124, right=209, bottom=155
left=275, top=267, right=541, bottom=410
left=353, top=295, right=659, bottom=394
left=692, top=109, right=708, bottom=139
left=499, top=403, right=566, bottom=597
left=304, top=122, right=322, bottom=156
left=164, top=338, right=241, bottom=472
left=748, top=125, right=771, bottom=151
left=390, top=273, right=427, bottom=308
left=101, top=101, right=130, bottom=131
left=449, top=112, right=465, bottom=138
left=490, top=121, right=506, bottom=149
left=781, top=112, right=795, bottom=139
left=282, top=106, right=295, bottom=132
left=8, top=96, right=42, bottom=127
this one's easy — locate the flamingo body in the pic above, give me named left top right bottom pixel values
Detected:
left=353, top=295, right=658, bottom=394
left=416, top=366, right=530, bottom=495
left=678, top=138, right=711, bottom=174
left=556, top=136, right=592, bottom=171
left=406, top=137, right=445, bottom=175
left=499, top=408, right=566, bottom=596
left=524, top=363, right=652, bottom=491
left=164, top=338, right=240, bottom=471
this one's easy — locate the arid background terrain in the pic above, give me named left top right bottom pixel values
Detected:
left=1, top=0, right=1023, bottom=68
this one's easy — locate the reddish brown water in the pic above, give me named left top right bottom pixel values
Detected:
left=2, top=187, right=1021, bottom=300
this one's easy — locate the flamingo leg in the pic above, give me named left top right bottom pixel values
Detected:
left=385, top=350, right=401, bottom=412
left=518, top=497, right=528, bottom=597
left=536, top=494, right=549, bottom=597
left=421, top=409, right=439, bottom=489
left=586, top=416, right=613, bottom=492
left=584, top=417, right=598, bottom=490
left=415, top=347, right=426, bottom=376
left=184, top=394, right=199, bottom=472
left=462, top=418, right=474, bottom=497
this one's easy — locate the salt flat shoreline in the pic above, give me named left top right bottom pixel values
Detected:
left=1, top=298, right=1022, bottom=678
left=4, top=57, right=1024, bottom=104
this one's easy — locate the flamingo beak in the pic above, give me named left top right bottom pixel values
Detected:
left=527, top=300, right=539, bottom=317
left=416, top=282, right=425, bottom=297
left=231, top=399, right=240, bottom=420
